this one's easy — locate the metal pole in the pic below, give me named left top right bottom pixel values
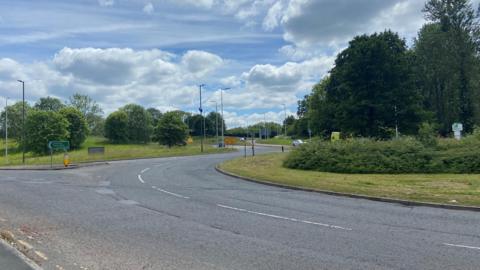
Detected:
left=282, top=104, right=287, bottom=137
left=199, top=84, right=204, bottom=152
left=220, top=87, right=230, bottom=148
left=215, top=102, right=218, bottom=146
left=18, top=80, right=25, bottom=164
left=4, top=97, right=7, bottom=163
left=263, top=113, right=267, bottom=140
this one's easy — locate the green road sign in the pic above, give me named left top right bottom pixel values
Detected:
left=48, top=141, right=70, bottom=151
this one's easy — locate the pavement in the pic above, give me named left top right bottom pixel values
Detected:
left=0, top=146, right=479, bottom=269
left=0, top=241, right=33, bottom=270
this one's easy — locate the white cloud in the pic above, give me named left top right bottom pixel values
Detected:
left=143, top=3, right=155, bottom=14
left=98, top=0, right=114, bottom=7
left=181, top=50, right=223, bottom=77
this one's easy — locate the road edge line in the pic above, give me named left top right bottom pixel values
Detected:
left=215, top=165, right=480, bottom=213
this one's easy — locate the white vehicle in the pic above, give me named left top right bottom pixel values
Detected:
left=292, top=139, right=304, bottom=147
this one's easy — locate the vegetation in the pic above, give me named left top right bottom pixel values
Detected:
left=23, top=110, right=69, bottom=154
left=284, top=135, right=480, bottom=174
left=105, top=111, right=129, bottom=143
left=154, top=112, right=188, bottom=147
left=34, top=96, right=66, bottom=112
left=120, top=104, right=152, bottom=143
left=219, top=153, right=480, bottom=207
left=69, top=93, right=104, bottom=136
left=59, top=107, right=89, bottom=149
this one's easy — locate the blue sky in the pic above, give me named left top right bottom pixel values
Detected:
left=0, top=0, right=455, bottom=127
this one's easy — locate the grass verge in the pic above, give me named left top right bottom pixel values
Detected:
left=218, top=153, right=480, bottom=207
left=0, top=136, right=234, bottom=167
left=256, top=137, right=293, bottom=146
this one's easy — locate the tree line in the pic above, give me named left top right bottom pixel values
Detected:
left=290, top=0, right=480, bottom=139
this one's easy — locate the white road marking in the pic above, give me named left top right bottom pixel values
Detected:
left=137, top=175, right=145, bottom=184
left=155, top=187, right=190, bottom=199
left=444, top=243, right=480, bottom=250
left=141, top=168, right=150, bottom=174
left=217, top=204, right=352, bottom=231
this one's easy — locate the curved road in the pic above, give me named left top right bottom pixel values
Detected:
left=0, top=147, right=479, bottom=269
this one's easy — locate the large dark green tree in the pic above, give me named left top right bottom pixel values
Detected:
left=321, top=31, right=423, bottom=138
left=59, top=107, right=88, bottom=149
left=120, top=104, right=152, bottom=143
left=154, top=112, right=188, bottom=147
left=23, top=110, right=69, bottom=154
left=105, top=111, right=129, bottom=143
left=414, top=0, right=480, bottom=134
left=34, top=97, right=65, bottom=112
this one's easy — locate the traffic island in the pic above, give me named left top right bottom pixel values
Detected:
left=217, top=153, right=480, bottom=211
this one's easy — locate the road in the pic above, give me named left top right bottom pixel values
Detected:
left=0, top=146, right=479, bottom=269
left=0, top=242, right=33, bottom=270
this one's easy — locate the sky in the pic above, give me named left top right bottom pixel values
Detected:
left=0, top=0, right=470, bottom=128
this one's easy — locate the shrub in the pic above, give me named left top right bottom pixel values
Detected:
left=59, top=107, right=88, bottom=149
left=120, top=104, right=152, bottom=143
left=284, top=136, right=480, bottom=174
left=153, top=112, right=188, bottom=147
left=105, top=111, right=128, bottom=143
left=417, top=122, right=438, bottom=147
left=23, top=110, right=69, bottom=154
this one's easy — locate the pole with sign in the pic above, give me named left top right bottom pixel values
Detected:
left=48, top=141, right=70, bottom=168
left=452, top=123, right=463, bottom=140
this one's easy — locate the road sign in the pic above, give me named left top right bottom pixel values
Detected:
left=187, top=137, right=194, bottom=144
left=452, top=123, right=463, bottom=132
left=48, top=141, right=70, bottom=151
left=331, top=132, right=341, bottom=142
left=224, top=137, right=237, bottom=146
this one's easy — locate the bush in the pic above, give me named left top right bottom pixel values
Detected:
left=284, top=136, right=480, bottom=174
left=120, top=104, right=152, bottom=143
left=154, top=112, right=188, bottom=147
left=417, top=122, right=438, bottom=147
left=59, top=107, right=88, bottom=149
left=23, top=110, right=69, bottom=154
left=105, top=111, right=128, bottom=143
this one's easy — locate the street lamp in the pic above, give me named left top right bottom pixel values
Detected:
left=17, top=80, right=25, bottom=164
left=4, top=97, right=7, bottom=163
left=199, top=84, right=205, bottom=152
left=210, top=100, right=219, bottom=147
left=220, top=87, right=230, bottom=148
left=282, top=104, right=287, bottom=137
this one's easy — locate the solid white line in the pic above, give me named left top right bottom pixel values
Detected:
left=137, top=175, right=145, bottom=184
left=217, top=204, right=352, bottom=231
left=141, top=168, right=150, bottom=174
left=444, top=243, right=480, bottom=250
left=156, top=188, right=190, bottom=199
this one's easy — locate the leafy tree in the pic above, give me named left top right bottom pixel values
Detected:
left=105, top=111, right=128, bottom=143
left=69, top=93, right=104, bottom=135
left=120, top=104, right=152, bottom=143
left=59, top=107, right=88, bottom=149
left=23, top=110, right=69, bottom=154
left=0, top=101, right=32, bottom=140
left=186, top=114, right=205, bottom=136
left=146, top=108, right=162, bottom=127
left=206, top=112, right=226, bottom=136
left=34, top=96, right=65, bottom=112
left=154, top=112, right=188, bottom=147
left=322, top=31, right=423, bottom=138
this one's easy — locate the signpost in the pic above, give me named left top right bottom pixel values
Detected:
left=452, top=123, right=463, bottom=140
left=48, top=141, right=70, bottom=168
left=331, top=132, right=341, bottom=142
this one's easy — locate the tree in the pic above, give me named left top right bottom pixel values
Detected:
left=69, top=93, right=104, bottom=134
left=23, top=110, right=69, bottom=154
left=414, top=0, right=480, bottom=134
left=105, top=111, right=128, bottom=143
left=0, top=101, right=32, bottom=140
left=186, top=114, right=205, bottom=136
left=322, top=31, right=423, bottom=138
left=146, top=108, right=162, bottom=127
left=34, top=97, right=65, bottom=112
left=120, top=104, right=152, bottom=143
left=154, top=112, right=188, bottom=147
left=206, top=112, right=225, bottom=136
left=59, top=107, right=88, bottom=149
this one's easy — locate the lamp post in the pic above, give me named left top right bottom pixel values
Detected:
left=4, top=97, right=7, bottom=163
left=18, top=80, right=25, bottom=164
left=199, top=84, right=205, bottom=152
left=210, top=101, right=219, bottom=147
left=220, top=87, right=230, bottom=148
left=282, top=104, right=287, bottom=137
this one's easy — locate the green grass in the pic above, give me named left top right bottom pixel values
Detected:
left=0, top=136, right=233, bottom=167
left=219, top=153, right=480, bottom=207
left=256, top=137, right=293, bottom=146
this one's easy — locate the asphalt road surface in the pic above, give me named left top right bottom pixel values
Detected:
left=0, top=242, right=33, bottom=270
left=0, top=146, right=479, bottom=269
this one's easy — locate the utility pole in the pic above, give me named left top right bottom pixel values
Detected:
left=220, top=87, right=230, bottom=147
left=263, top=113, right=267, bottom=140
left=18, top=80, right=25, bottom=164
left=199, top=84, right=205, bottom=152
left=282, top=104, right=287, bottom=137
left=4, top=97, right=7, bottom=163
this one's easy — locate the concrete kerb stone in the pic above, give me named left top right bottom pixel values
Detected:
left=0, top=161, right=109, bottom=171
left=215, top=165, right=480, bottom=213
left=0, top=231, right=43, bottom=270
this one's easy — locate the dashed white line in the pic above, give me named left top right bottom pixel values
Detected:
left=444, top=243, right=480, bottom=250
left=137, top=175, right=145, bottom=184
left=217, top=204, right=352, bottom=231
left=155, top=187, right=190, bottom=199
left=141, top=168, right=150, bottom=174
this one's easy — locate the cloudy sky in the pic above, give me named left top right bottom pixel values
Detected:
left=0, top=0, right=461, bottom=127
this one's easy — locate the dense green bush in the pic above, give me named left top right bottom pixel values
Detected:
left=284, top=136, right=480, bottom=174
left=59, top=107, right=88, bottom=149
left=153, top=112, right=188, bottom=147
left=23, top=110, right=69, bottom=154
left=105, top=111, right=128, bottom=143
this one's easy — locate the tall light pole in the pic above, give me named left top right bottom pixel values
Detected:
left=210, top=101, right=219, bottom=147
left=199, top=84, right=205, bottom=152
left=18, top=80, right=25, bottom=164
left=4, top=97, right=7, bottom=163
left=282, top=104, right=287, bottom=137
left=263, top=113, right=267, bottom=140
left=220, top=87, right=230, bottom=147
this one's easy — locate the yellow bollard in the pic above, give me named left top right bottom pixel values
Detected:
left=63, top=153, right=70, bottom=167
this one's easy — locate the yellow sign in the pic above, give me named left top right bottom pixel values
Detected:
left=331, top=132, right=341, bottom=142
left=187, top=136, right=193, bottom=144
left=224, top=137, right=237, bottom=146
